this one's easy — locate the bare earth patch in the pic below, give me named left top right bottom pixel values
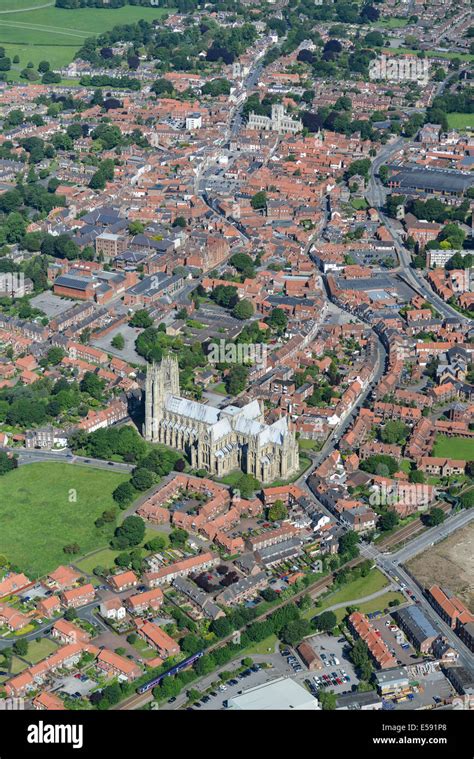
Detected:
left=406, top=522, right=474, bottom=612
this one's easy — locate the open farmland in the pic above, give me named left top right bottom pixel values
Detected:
left=406, top=522, right=474, bottom=611
left=0, top=2, right=171, bottom=71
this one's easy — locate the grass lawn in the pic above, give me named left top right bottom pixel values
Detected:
left=303, top=568, right=389, bottom=620
left=377, top=17, right=409, bottom=28
left=240, top=634, right=278, bottom=656
left=24, top=637, right=58, bottom=664
left=212, top=383, right=227, bottom=395
left=217, top=471, right=247, bottom=488
left=0, top=3, right=172, bottom=71
left=399, top=459, right=412, bottom=474
left=132, top=637, right=158, bottom=660
left=0, top=462, right=129, bottom=578
left=330, top=591, right=406, bottom=624
left=10, top=656, right=28, bottom=675
left=298, top=438, right=322, bottom=452
left=433, top=435, right=474, bottom=460
left=350, top=198, right=369, bottom=210
left=75, top=527, right=169, bottom=576
left=447, top=113, right=474, bottom=131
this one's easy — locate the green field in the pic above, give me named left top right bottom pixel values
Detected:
left=24, top=637, right=58, bottom=664
left=377, top=17, right=409, bottom=29
left=447, top=113, right=474, bottom=131
left=75, top=527, right=169, bottom=576
left=0, top=462, right=129, bottom=578
left=0, top=2, right=171, bottom=71
left=433, top=435, right=474, bottom=460
left=240, top=634, right=278, bottom=656
left=303, top=568, right=390, bottom=620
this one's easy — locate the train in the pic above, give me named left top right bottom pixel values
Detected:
left=137, top=651, right=204, bottom=695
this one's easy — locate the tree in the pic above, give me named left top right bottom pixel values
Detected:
left=230, top=253, right=255, bottom=278
left=169, top=528, right=188, bottom=547
left=266, top=307, right=288, bottom=334
left=318, top=689, right=337, bottom=710
left=13, top=639, right=28, bottom=657
left=460, top=490, right=474, bottom=509
left=131, top=467, right=154, bottom=491
left=210, top=617, right=232, bottom=638
left=268, top=499, right=287, bottom=522
left=225, top=364, right=248, bottom=395
left=360, top=454, right=398, bottom=477
left=424, top=507, right=445, bottom=527
left=380, top=421, right=409, bottom=445
left=438, top=223, right=465, bottom=250
left=338, top=531, right=359, bottom=558
left=113, top=515, right=145, bottom=548
left=211, top=284, right=238, bottom=309
left=378, top=511, right=399, bottom=532
left=145, top=536, right=166, bottom=552
left=313, top=610, right=337, bottom=632
left=129, top=309, right=153, bottom=328
left=64, top=608, right=77, bottom=621
left=80, top=372, right=104, bottom=400
left=235, top=473, right=260, bottom=499
left=408, top=469, right=425, bottom=484
left=232, top=299, right=254, bottom=320
left=111, top=333, right=125, bottom=350
left=280, top=619, right=311, bottom=646
left=0, top=451, right=18, bottom=476
left=113, top=481, right=136, bottom=508
left=250, top=191, right=267, bottom=210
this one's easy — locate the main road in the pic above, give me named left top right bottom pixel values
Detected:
left=366, top=137, right=470, bottom=324
left=361, top=509, right=474, bottom=672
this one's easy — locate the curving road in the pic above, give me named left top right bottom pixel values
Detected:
left=366, top=138, right=470, bottom=324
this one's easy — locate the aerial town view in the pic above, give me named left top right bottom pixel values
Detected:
left=0, top=0, right=472, bottom=750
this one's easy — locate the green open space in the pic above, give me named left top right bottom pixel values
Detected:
left=302, top=568, right=390, bottom=620
left=376, top=17, right=409, bottom=28
left=330, top=591, right=406, bottom=624
left=75, top=527, right=169, bottom=577
left=24, top=637, right=58, bottom=664
left=298, top=438, right=322, bottom=452
left=0, top=2, right=171, bottom=71
left=0, top=462, right=129, bottom=578
left=446, top=113, right=474, bottom=131
left=9, top=656, right=29, bottom=675
left=433, top=435, right=474, bottom=460
left=240, top=633, right=278, bottom=657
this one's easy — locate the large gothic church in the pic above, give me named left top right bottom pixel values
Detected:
left=144, top=357, right=299, bottom=483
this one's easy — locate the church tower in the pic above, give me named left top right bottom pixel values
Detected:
left=144, top=355, right=180, bottom=441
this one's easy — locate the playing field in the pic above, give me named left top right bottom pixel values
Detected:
left=447, top=113, right=474, bottom=131
left=0, top=1, right=171, bottom=70
left=0, top=462, right=129, bottom=578
left=432, top=435, right=474, bottom=460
